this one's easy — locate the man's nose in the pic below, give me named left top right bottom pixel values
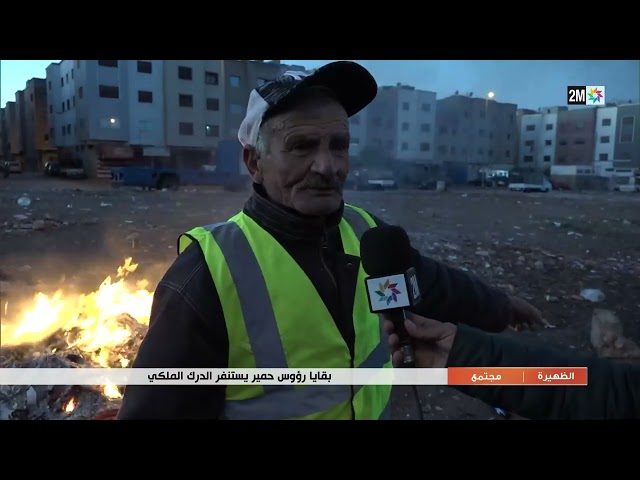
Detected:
left=310, top=147, right=339, bottom=175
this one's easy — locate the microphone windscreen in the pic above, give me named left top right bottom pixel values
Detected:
left=360, top=225, right=413, bottom=276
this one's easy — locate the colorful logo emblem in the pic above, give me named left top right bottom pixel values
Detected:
left=375, top=279, right=402, bottom=305
left=587, top=87, right=603, bottom=104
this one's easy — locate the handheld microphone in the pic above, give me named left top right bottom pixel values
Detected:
left=360, top=225, right=422, bottom=368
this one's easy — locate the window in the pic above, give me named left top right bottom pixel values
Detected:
left=545, top=139, right=552, bottom=146
left=205, top=71, right=219, bottom=85
left=205, top=125, right=219, bottom=137
left=599, top=153, right=609, bottom=161
left=401, top=122, right=409, bottom=131
left=574, top=138, right=585, bottom=145
left=600, top=136, right=610, bottom=143
left=178, top=66, right=193, bottom=80
left=523, top=155, right=533, bottom=162
left=98, top=60, right=118, bottom=68
left=525, top=124, right=535, bottom=131
left=99, top=85, right=119, bottom=99
left=420, top=123, right=430, bottom=132
left=421, top=103, right=431, bottom=112
left=137, top=61, right=152, bottom=74
left=49, top=105, right=52, bottom=114
left=76, top=60, right=81, bottom=68
left=179, top=94, right=193, bottom=107
left=524, top=140, right=534, bottom=147
left=420, top=142, right=430, bottom=151
left=179, top=122, right=194, bottom=135
left=138, top=91, right=153, bottom=103
left=401, top=142, right=408, bottom=151
left=66, top=99, right=70, bottom=110
left=601, top=118, right=611, bottom=126
left=229, top=75, right=240, bottom=87
left=402, top=102, right=409, bottom=111
left=620, top=116, right=635, bottom=143
left=543, top=155, right=551, bottom=162
left=79, top=86, right=83, bottom=99
left=206, top=98, right=219, bottom=111
left=545, top=123, right=553, bottom=130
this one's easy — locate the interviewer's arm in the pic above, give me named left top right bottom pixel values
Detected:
left=370, top=214, right=511, bottom=332
left=117, top=245, right=228, bottom=420
left=447, top=325, right=640, bottom=420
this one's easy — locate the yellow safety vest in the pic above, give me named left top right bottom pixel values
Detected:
left=177, top=203, right=393, bottom=420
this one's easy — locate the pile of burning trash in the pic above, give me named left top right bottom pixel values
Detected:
left=0, top=258, right=153, bottom=420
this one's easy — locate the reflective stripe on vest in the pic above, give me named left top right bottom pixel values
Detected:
left=178, top=204, right=393, bottom=420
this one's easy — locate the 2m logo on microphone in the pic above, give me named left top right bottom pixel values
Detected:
left=567, top=86, right=605, bottom=105
left=375, top=279, right=402, bottom=305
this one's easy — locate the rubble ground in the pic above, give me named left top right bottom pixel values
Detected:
left=1, top=174, right=639, bottom=420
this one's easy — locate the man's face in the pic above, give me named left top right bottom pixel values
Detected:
left=247, top=94, right=351, bottom=216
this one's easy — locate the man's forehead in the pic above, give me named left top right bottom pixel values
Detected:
left=269, top=100, right=349, bottom=133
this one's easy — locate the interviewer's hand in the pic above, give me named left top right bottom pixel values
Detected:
left=382, top=312, right=457, bottom=368
left=508, top=295, right=548, bottom=332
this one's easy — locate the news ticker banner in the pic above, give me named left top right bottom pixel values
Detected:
left=0, top=367, right=587, bottom=386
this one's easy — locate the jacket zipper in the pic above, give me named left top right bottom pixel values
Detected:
left=320, top=232, right=356, bottom=420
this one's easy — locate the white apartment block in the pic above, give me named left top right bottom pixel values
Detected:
left=46, top=60, right=166, bottom=177
left=364, top=84, right=437, bottom=164
left=517, top=107, right=560, bottom=170
left=349, top=107, right=368, bottom=157
left=593, top=106, right=618, bottom=175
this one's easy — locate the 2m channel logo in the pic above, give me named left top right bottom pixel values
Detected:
left=375, top=279, right=402, bottom=305
left=567, top=86, right=606, bottom=105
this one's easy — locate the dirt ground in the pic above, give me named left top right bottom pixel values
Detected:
left=1, top=174, right=639, bottom=420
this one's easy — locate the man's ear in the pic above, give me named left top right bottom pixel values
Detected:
left=242, top=146, right=263, bottom=184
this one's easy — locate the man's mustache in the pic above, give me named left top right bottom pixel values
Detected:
left=302, top=176, right=343, bottom=189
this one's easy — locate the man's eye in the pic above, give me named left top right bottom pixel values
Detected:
left=331, top=141, right=350, bottom=150
left=292, top=142, right=315, bottom=150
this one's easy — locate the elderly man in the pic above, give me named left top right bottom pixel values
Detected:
left=117, top=61, right=543, bottom=420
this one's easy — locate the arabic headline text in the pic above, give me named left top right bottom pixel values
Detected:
left=0, top=367, right=588, bottom=386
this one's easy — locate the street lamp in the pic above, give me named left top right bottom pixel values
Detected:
left=482, top=92, right=495, bottom=187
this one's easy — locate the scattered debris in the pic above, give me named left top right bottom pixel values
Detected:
left=590, top=309, right=640, bottom=359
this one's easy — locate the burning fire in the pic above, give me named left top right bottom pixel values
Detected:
left=64, top=397, right=77, bottom=413
left=1, top=257, right=154, bottom=399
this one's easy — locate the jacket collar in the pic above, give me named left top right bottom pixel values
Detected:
left=243, top=183, right=344, bottom=243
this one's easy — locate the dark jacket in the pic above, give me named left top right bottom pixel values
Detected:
left=117, top=186, right=513, bottom=419
left=447, top=325, right=640, bottom=419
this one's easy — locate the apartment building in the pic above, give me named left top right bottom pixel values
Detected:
left=348, top=107, right=368, bottom=157
left=554, top=108, right=597, bottom=167
left=20, top=78, right=57, bottom=170
left=435, top=93, right=518, bottom=183
left=517, top=106, right=564, bottom=172
left=593, top=105, right=618, bottom=176
left=613, top=103, right=639, bottom=169
left=0, top=107, right=8, bottom=163
left=362, top=84, right=437, bottom=164
left=163, top=60, right=304, bottom=167
left=5, top=99, right=24, bottom=169
left=46, top=60, right=166, bottom=177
